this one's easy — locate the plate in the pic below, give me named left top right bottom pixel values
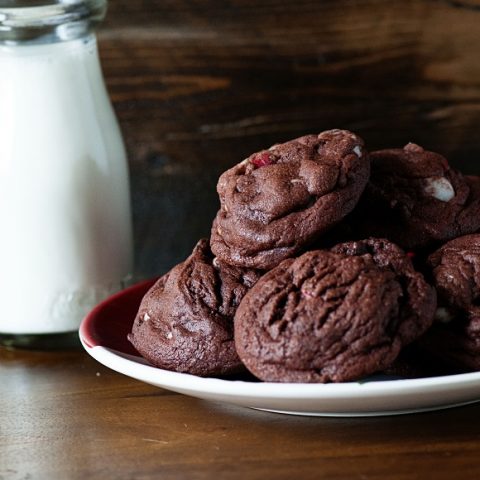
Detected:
left=79, top=279, right=480, bottom=417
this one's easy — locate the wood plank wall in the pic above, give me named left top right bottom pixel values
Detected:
left=97, top=0, right=480, bottom=277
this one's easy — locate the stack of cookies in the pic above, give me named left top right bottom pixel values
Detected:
left=128, top=129, right=480, bottom=382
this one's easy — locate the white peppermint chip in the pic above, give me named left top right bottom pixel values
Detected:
left=435, top=307, right=454, bottom=324
left=143, top=313, right=151, bottom=322
left=424, top=177, right=455, bottom=202
left=353, top=145, right=362, bottom=158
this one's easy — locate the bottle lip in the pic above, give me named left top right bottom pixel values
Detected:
left=0, top=0, right=107, bottom=44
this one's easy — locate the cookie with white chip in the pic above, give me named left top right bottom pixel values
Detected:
left=128, top=239, right=261, bottom=376
left=350, top=143, right=480, bottom=249
left=210, top=129, right=370, bottom=270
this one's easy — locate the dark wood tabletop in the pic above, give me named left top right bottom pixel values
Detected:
left=2, top=346, right=480, bottom=479
left=3, top=1, right=480, bottom=478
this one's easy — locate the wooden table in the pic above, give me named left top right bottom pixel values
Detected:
left=3, top=1, right=480, bottom=478
left=1, top=345, right=480, bottom=479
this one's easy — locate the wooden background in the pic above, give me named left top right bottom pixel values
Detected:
left=97, top=0, right=480, bottom=278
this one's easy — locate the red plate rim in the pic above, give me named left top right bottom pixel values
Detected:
left=79, top=278, right=157, bottom=354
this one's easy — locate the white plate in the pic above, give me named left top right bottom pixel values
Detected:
left=79, top=279, right=480, bottom=417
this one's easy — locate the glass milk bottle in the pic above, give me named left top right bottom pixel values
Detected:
left=0, top=0, right=133, bottom=348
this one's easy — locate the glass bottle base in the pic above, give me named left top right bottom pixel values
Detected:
left=0, top=331, right=81, bottom=350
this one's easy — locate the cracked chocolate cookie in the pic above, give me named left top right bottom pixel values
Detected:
left=350, top=143, right=480, bottom=249
left=428, top=234, right=480, bottom=310
left=421, top=234, right=480, bottom=370
left=234, top=246, right=436, bottom=383
left=331, top=238, right=436, bottom=345
left=210, top=129, right=370, bottom=270
left=128, top=239, right=261, bottom=376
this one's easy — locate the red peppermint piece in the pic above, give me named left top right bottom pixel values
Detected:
left=250, top=152, right=275, bottom=168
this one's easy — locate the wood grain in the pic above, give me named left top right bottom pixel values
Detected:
left=1, top=347, right=480, bottom=480
left=92, top=0, right=480, bottom=276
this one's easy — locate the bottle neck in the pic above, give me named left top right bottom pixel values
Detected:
left=0, top=0, right=106, bottom=45
left=0, top=33, right=98, bottom=59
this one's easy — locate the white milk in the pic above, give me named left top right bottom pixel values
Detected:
left=0, top=35, right=133, bottom=334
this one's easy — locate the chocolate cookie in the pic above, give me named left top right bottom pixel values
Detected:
left=421, top=234, right=480, bottom=370
left=234, top=245, right=436, bottom=383
left=210, top=129, right=370, bottom=270
left=428, top=234, right=480, bottom=310
left=331, top=238, right=436, bottom=345
left=128, top=239, right=261, bottom=377
left=419, top=311, right=480, bottom=372
left=351, top=143, right=480, bottom=249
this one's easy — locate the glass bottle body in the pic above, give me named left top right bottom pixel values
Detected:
left=0, top=4, right=133, bottom=348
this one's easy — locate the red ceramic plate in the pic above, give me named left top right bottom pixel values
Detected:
left=80, top=278, right=156, bottom=355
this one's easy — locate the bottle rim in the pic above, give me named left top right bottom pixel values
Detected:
left=0, top=0, right=107, bottom=43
